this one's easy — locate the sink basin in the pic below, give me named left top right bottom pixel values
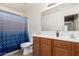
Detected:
left=59, top=36, right=70, bottom=38
left=75, top=37, right=79, bottom=40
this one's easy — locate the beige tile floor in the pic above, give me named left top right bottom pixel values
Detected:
left=7, top=50, right=32, bottom=56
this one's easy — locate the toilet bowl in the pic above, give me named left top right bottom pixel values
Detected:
left=20, top=42, right=32, bottom=55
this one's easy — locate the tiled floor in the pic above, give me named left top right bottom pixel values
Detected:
left=7, top=50, right=32, bottom=56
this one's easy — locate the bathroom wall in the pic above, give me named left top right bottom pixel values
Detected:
left=23, top=4, right=45, bottom=42
left=25, top=4, right=44, bottom=34
left=42, top=3, right=79, bottom=31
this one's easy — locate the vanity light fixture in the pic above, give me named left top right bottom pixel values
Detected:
left=44, top=3, right=63, bottom=11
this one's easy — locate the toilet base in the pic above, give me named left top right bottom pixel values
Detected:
left=22, top=46, right=32, bottom=55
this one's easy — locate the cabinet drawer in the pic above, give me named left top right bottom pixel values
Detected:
left=40, top=37, right=51, bottom=45
left=53, top=40, right=72, bottom=50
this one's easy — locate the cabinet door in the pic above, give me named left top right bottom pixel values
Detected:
left=53, top=40, right=72, bottom=56
left=53, top=40, right=72, bottom=50
left=74, top=52, right=79, bottom=56
left=40, top=44, right=52, bottom=56
left=73, top=43, right=79, bottom=56
left=53, top=47, right=72, bottom=56
left=33, top=37, right=40, bottom=56
left=40, top=38, right=52, bottom=56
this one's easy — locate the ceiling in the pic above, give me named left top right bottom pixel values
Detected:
left=0, top=3, right=27, bottom=13
left=0, top=3, right=46, bottom=13
left=0, top=3, right=62, bottom=14
left=0, top=3, right=57, bottom=13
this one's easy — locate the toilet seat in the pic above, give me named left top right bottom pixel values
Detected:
left=20, top=42, right=32, bottom=48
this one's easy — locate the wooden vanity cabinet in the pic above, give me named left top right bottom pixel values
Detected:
left=40, top=38, right=52, bottom=56
left=33, top=37, right=52, bottom=56
left=52, top=40, right=73, bottom=56
left=33, top=36, right=79, bottom=56
left=33, top=36, right=40, bottom=56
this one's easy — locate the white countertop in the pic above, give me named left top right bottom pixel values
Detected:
left=33, top=33, right=79, bottom=43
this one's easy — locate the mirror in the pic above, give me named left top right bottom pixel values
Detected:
left=64, top=14, right=78, bottom=31
left=41, top=4, right=79, bottom=31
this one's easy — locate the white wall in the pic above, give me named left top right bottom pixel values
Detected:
left=42, top=3, right=79, bottom=31
left=25, top=4, right=44, bottom=34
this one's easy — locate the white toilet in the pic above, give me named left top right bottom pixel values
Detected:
left=20, top=42, right=33, bottom=55
left=20, top=33, right=33, bottom=55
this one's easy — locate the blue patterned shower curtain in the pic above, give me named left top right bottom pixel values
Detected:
left=0, top=11, right=29, bottom=55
